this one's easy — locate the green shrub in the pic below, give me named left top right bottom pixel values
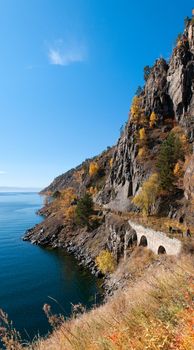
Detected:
left=75, top=193, right=94, bottom=228
left=157, top=132, right=184, bottom=190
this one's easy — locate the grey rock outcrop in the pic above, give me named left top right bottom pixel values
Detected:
left=96, top=22, right=194, bottom=212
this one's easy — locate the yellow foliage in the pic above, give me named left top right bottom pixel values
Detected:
left=149, top=112, right=158, bottom=127
left=173, top=162, right=182, bottom=177
left=96, top=250, right=116, bottom=274
left=132, top=173, right=159, bottom=216
left=109, top=158, right=113, bottom=168
left=89, top=162, right=99, bottom=177
left=139, top=127, right=146, bottom=140
left=131, top=96, right=142, bottom=121
left=65, top=206, right=76, bottom=222
left=180, top=134, right=187, bottom=146
left=138, top=147, right=146, bottom=158
left=177, top=40, right=182, bottom=48
left=60, top=188, right=77, bottom=208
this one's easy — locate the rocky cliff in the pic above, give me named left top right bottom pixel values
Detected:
left=42, top=21, right=194, bottom=215
left=24, top=18, right=194, bottom=280
left=96, top=21, right=194, bottom=213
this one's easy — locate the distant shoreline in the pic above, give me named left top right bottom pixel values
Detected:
left=0, top=187, right=42, bottom=193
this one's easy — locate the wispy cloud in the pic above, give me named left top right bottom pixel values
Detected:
left=48, top=38, right=87, bottom=66
left=0, top=171, right=6, bottom=175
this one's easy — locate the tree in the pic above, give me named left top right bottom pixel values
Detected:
left=157, top=132, right=184, bottom=190
left=109, top=158, right=113, bottom=168
left=144, top=65, right=151, bottom=81
left=139, top=127, right=146, bottom=141
left=138, top=147, right=146, bottom=158
left=96, top=250, right=116, bottom=274
left=75, top=193, right=94, bottom=228
left=89, top=161, right=99, bottom=177
left=132, top=173, right=159, bottom=216
left=149, top=112, right=158, bottom=128
left=131, top=96, right=142, bottom=121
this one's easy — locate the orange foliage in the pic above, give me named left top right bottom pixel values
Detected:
left=65, top=206, right=76, bottom=222
left=138, top=147, right=146, bottom=158
left=139, top=127, right=146, bottom=141
left=149, top=111, right=158, bottom=127
left=174, top=161, right=184, bottom=177
left=109, top=158, right=113, bottom=168
left=60, top=188, right=77, bottom=209
left=89, top=161, right=99, bottom=177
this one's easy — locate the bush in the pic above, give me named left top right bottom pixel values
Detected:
left=109, top=158, right=113, bottom=168
left=132, top=173, right=159, bottom=216
left=65, top=206, right=76, bottom=223
left=75, top=193, right=94, bottom=228
left=96, top=250, right=116, bottom=274
left=139, top=127, right=146, bottom=141
left=138, top=147, right=146, bottom=158
left=89, top=162, right=99, bottom=177
left=157, top=132, right=184, bottom=190
left=131, top=96, right=142, bottom=121
left=149, top=112, right=158, bottom=128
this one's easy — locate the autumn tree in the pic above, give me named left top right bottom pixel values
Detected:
left=138, top=147, right=146, bottom=159
left=131, top=96, right=142, bottom=122
left=96, top=250, right=116, bottom=274
left=157, top=132, right=184, bottom=190
left=149, top=112, right=158, bottom=128
left=109, top=158, right=113, bottom=168
left=89, top=161, right=99, bottom=177
left=139, top=128, right=146, bottom=141
left=60, top=188, right=77, bottom=208
left=65, top=206, right=76, bottom=223
left=132, top=173, right=159, bottom=216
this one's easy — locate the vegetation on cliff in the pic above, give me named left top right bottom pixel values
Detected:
left=6, top=13, right=194, bottom=350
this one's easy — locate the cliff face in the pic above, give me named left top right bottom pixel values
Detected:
left=23, top=17, right=194, bottom=284
left=41, top=147, right=115, bottom=196
left=96, top=22, right=194, bottom=212
left=42, top=24, right=194, bottom=216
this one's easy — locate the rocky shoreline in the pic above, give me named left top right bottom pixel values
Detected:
left=23, top=202, right=138, bottom=298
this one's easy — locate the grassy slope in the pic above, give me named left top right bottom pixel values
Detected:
left=28, top=252, right=194, bottom=350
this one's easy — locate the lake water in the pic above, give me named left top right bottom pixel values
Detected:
left=0, top=192, right=102, bottom=341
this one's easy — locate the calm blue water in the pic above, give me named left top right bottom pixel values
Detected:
left=0, top=192, right=102, bottom=341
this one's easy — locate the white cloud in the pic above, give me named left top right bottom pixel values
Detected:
left=48, top=39, right=87, bottom=66
left=0, top=171, right=6, bottom=175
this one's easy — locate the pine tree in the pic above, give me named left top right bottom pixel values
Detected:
left=157, top=132, right=184, bottom=190
left=75, top=193, right=94, bottom=228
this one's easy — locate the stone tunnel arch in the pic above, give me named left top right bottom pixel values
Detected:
left=139, top=235, right=148, bottom=247
left=158, top=245, right=166, bottom=254
left=132, top=232, right=137, bottom=245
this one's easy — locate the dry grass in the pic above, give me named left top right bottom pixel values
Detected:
left=21, top=255, right=194, bottom=350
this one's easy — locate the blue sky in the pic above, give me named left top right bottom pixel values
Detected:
left=0, top=0, right=193, bottom=188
